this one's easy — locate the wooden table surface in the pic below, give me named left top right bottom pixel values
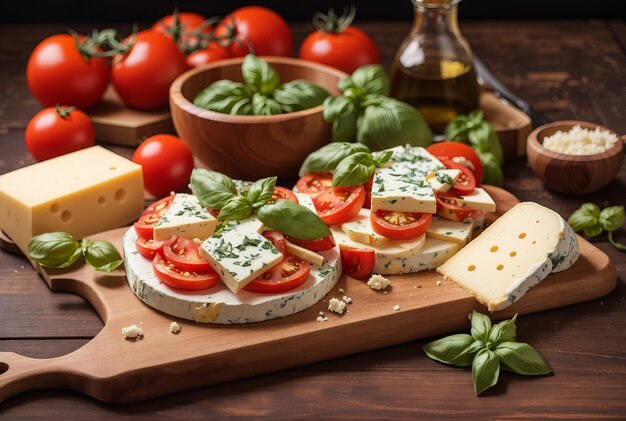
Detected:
left=1, top=20, right=625, bottom=419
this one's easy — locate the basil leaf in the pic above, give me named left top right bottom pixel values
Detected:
left=81, top=239, right=123, bottom=272
left=372, top=150, right=392, bottom=168
left=472, top=348, right=500, bottom=396
left=242, top=54, right=280, bottom=95
left=332, top=152, right=375, bottom=187
left=488, top=314, right=517, bottom=346
left=423, top=334, right=476, bottom=367
left=444, top=116, right=470, bottom=143
left=476, top=150, right=504, bottom=187
left=247, top=176, right=277, bottom=208
left=191, top=169, right=237, bottom=195
left=230, top=97, right=253, bottom=115
left=323, top=95, right=356, bottom=121
left=470, top=310, right=492, bottom=342
left=190, top=170, right=236, bottom=209
left=607, top=231, right=626, bottom=252
left=323, top=96, right=361, bottom=143
left=494, top=342, right=552, bottom=376
left=299, top=142, right=370, bottom=177
left=28, top=232, right=82, bottom=268
left=580, top=203, right=601, bottom=216
left=218, top=195, right=253, bottom=221
left=257, top=200, right=331, bottom=240
left=347, top=64, right=390, bottom=96
left=193, top=80, right=252, bottom=114
left=567, top=211, right=598, bottom=233
left=273, top=80, right=330, bottom=112
left=251, top=93, right=282, bottom=115
left=583, top=225, right=603, bottom=237
left=599, top=205, right=625, bottom=232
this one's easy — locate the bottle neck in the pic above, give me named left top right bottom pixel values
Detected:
left=412, top=2, right=460, bottom=35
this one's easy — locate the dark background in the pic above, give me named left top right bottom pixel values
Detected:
left=2, top=0, right=625, bottom=23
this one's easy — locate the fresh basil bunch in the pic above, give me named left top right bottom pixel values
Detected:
left=332, top=150, right=392, bottom=187
left=28, top=232, right=123, bottom=272
left=323, top=65, right=432, bottom=150
left=424, top=311, right=551, bottom=396
left=445, top=110, right=504, bottom=186
left=568, top=203, right=625, bottom=251
left=299, top=142, right=371, bottom=176
left=190, top=169, right=330, bottom=240
left=193, top=55, right=330, bottom=116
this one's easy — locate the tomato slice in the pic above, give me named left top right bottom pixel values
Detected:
left=244, top=253, right=310, bottom=294
left=262, top=230, right=287, bottom=254
left=440, top=158, right=476, bottom=195
left=370, top=210, right=432, bottom=241
left=295, top=172, right=333, bottom=197
left=340, top=248, right=375, bottom=279
left=426, top=141, right=483, bottom=183
left=312, top=185, right=365, bottom=225
left=152, top=254, right=220, bottom=291
left=285, top=235, right=336, bottom=252
left=134, top=195, right=174, bottom=239
left=135, top=236, right=168, bottom=259
left=271, top=186, right=298, bottom=203
left=436, top=193, right=473, bottom=222
left=162, top=236, right=212, bottom=273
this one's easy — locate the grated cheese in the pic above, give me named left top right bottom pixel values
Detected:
left=542, top=125, right=618, bottom=156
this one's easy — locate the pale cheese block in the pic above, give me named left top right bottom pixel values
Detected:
left=341, top=208, right=390, bottom=247
left=153, top=194, right=218, bottom=241
left=426, top=216, right=473, bottom=246
left=437, top=202, right=580, bottom=311
left=285, top=240, right=325, bottom=266
left=425, top=169, right=461, bottom=193
left=294, top=192, right=317, bottom=214
left=390, top=146, right=444, bottom=173
left=375, top=238, right=459, bottom=275
left=220, top=216, right=264, bottom=234
left=123, top=227, right=341, bottom=324
left=331, top=226, right=425, bottom=260
left=370, top=167, right=436, bottom=213
left=451, top=188, right=496, bottom=212
left=0, top=146, right=143, bottom=253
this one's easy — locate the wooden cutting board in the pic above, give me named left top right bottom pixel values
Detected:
left=0, top=187, right=615, bottom=404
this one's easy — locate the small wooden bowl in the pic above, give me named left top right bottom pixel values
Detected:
left=527, top=120, right=624, bottom=194
left=170, top=57, right=347, bottom=179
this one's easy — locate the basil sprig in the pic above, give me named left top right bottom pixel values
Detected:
left=424, top=311, right=551, bottom=396
left=445, top=110, right=504, bottom=186
left=28, top=232, right=123, bottom=272
left=190, top=169, right=237, bottom=209
left=568, top=203, right=625, bottom=251
left=332, top=150, right=392, bottom=187
left=299, top=142, right=370, bottom=176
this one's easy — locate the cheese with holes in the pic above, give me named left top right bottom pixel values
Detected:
left=341, top=208, right=390, bottom=247
left=425, top=169, right=461, bottom=193
left=285, top=240, right=325, bottom=266
left=370, top=168, right=436, bottom=213
left=153, top=194, right=218, bottom=241
left=451, top=188, right=496, bottom=212
left=437, top=202, right=580, bottom=311
left=426, top=216, right=473, bottom=245
left=0, top=146, right=143, bottom=254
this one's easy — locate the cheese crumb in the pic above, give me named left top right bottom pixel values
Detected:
left=122, top=324, right=143, bottom=339
left=367, top=274, right=391, bottom=291
left=170, top=321, right=181, bottom=334
left=393, top=304, right=401, bottom=312
left=338, top=288, right=345, bottom=293
left=436, top=280, right=443, bottom=286
left=316, top=315, right=329, bottom=322
left=319, top=311, right=325, bottom=316
left=343, top=295, right=352, bottom=304
left=328, top=297, right=347, bottom=314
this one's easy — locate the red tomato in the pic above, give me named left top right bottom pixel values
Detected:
left=426, top=141, right=484, bottom=184
left=244, top=253, right=310, bottom=294
left=152, top=254, right=220, bottom=291
left=163, top=236, right=212, bottom=273
left=132, top=134, right=194, bottom=198
left=439, top=158, right=476, bottom=195
left=25, top=105, right=94, bottom=161
left=135, top=236, right=168, bottom=259
left=152, top=11, right=210, bottom=53
left=186, top=43, right=231, bottom=67
left=133, top=195, right=174, bottom=239
left=271, top=186, right=298, bottom=203
left=26, top=34, right=110, bottom=110
left=435, top=194, right=473, bottom=222
left=370, top=210, right=432, bottom=241
left=313, top=185, right=365, bottom=225
left=285, top=235, right=336, bottom=252
left=295, top=173, right=333, bottom=197
left=112, top=30, right=189, bottom=110
left=214, top=6, right=293, bottom=57
left=299, top=8, right=380, bottom=74
left=340, top=248, right=375, bottom=279
left=262, top=230, right=287, bottom=254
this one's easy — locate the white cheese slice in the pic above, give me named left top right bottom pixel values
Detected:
left=153, top=194, right=218, bottom=241
left=450, top=188, right=496, bottom=213
left=220, top=216, right=265, bottom=234
left=375, top=238, right=459, bottom=275
left=390, top=146, right=444, bottom=173
left=285, top=240, right=325, bottom=266
left=425, top=169, right=461, bottom=193
left=370, top=167, right=436, bottom=213
left=437, top=202, right=580, bottom=311
left=294, top=192, right=317, bottom=214
left=426, top=216, right=473, bottom=246
left=341, top=208, right=390, bottom=247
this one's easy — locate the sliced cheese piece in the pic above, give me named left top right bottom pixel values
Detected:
left=200, top=228, right=283, bottom=294
left=294, top=192, right=317, bottom=214
left=331, top=226, right=426, bottom=263
left=425, top=169, right=461, bottom=193
left=0, top=146, right=143, bottom=254
left=390, top=146, right=444, bottom=173
left=375, top=238, right=459, bottom=275
left=451, top=188, right=496, bottom=212
left=426, top=216, right=473, bottom=245
left=220, top=216, right=265, bottom=234
left=341, top=208, right=390, bottom=247
left=437, top=202, right=580, bottom=311
left=370, top=167, right=436, bottom=213
left=285, top=240, right=325, bottom=266
left=153, top=194, right=218, bottom=241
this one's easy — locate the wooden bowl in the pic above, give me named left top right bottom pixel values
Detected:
left=527, top=120, right=624, bottom=194
left=169, top=57, right=347, bottom=180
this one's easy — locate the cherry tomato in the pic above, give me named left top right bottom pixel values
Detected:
left=435, top=194, right=473, bottom=222
left=163, top=236, right=212, bottom=273
left=313, top=185, right=365, bottom=225
left=439, top=158, right=476, bottom=195
left=262, top=230, right=287, bottom=254
left=244, top=253, right=310, bottom=294
left=152, top=11, right=210, bottom=53
left=135, top=236, right=168, bottom=259
left=370, top=210, right=432, bottom=241
left=27, top=34, right=110, bottom=110
left=295, top=173, right=333, bottom=197
left=271, top=186, right=298, bottom=204
left=426, top=141, right=483, bottom=184
left=186, top=43, right=231, bottom=67
left=299, top=8, right=380, bottom=74
left=285, top=235, right=336, bottom=252
left=132, top=134, right=194, bottom=198
left=25, top=105, right=94, bottom=161
left=340, top=248, right=375, bottom=279
left=214, top=6, right=293, bottom=57
left=133, top=195, right=174, bottom=239
left=112, top=30, right=189, bottom=110
left=152, top=254, right=220, bottom=291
